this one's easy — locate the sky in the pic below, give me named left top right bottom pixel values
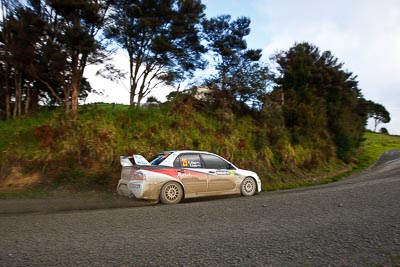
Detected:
left=86, top=0, right=400, bottom=134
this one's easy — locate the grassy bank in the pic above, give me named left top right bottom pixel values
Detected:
left=0, top=103, right=399, bottom=196
left=263, top=131, right=400, bottom=190
left=356, top=131, right=400, bottom=170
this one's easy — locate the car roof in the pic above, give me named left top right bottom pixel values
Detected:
left=155, top=150, right=238, bottom=168
left=162, top=150, right=217, bottom=155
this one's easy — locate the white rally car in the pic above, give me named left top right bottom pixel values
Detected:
left=117, top=150, right=262, bottom=204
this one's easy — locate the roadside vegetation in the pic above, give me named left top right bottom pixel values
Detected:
left=357, top=131, right=400, bottom=170
left=0, top=102, right=399, bottom=195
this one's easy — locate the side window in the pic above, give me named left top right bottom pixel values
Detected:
left=174, top=154, right=203, bottom=168
left=201, top=154, right=231, bottom=169
left=173, top=157, right=181, bottom=168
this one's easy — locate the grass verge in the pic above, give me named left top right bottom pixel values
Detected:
left=264, top=131, right=400, bottom=191
left=356, top=131, right=400, bottom=170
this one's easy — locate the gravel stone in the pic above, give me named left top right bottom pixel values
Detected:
left=0, top=151, right=400, bottom=266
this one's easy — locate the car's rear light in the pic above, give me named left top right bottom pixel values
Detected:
left=133, top=172, right=146, bottom=180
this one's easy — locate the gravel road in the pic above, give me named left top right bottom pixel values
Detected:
left=1, top=151, right=399, bottom=266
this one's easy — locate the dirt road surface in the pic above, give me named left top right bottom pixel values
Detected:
left=0, top=151, right=399, bottom=266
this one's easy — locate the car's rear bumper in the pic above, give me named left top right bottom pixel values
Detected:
left=126, top=180, right=160, bottom=201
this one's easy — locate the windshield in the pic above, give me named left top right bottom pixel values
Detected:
left=150, top=152, right=172, bottom=165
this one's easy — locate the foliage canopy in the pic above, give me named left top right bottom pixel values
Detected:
left=104, top=0, right=206, bottom=107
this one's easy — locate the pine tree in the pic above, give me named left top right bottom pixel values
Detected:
left=274, top=42, right=371, bottom=161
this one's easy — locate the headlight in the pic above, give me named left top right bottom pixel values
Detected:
left=133, top=172, right=146, bottom=181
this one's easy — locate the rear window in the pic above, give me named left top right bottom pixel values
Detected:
left=201, top=153, right=230, bottom=169
left=150, top=153, right=172, bottom=165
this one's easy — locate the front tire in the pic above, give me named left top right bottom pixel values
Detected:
left=241, top=177, right=257, bottom=197
left=160, top=182, right=183, bottom=204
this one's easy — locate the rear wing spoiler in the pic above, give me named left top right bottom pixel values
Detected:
left=120, top=155, right=151, bottom=167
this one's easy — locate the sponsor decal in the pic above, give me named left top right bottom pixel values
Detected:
left=147, top=169, right=177, bottom=178
left=178, top=172, right=192, bottom=179
left=181, top=157, right=189, bottom=167
left=129, top=183, right=141, bottom=190
left=133, top=155, right=151, bottom=165
left=181, top=157, right=203, bottom=168
left=189, top=161, right=202, bottom=168
left=178, top=169, right=208, bottom=179
left=143, top=167, right=208, bottom=181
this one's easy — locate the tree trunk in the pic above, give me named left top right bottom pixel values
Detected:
left=69, top=50, right=82, bottom=118
left=1, top=0, right=10, bottom=119
left=14, top=70, right=22, bottom=117
left=24, top=80, right=31, bottom=114
left=29, top=84, right=39, bottom=113
left=129, top=51, right=139, bottom=108
left=71, top=82, right=79, bottom=118
left=221, top=71, right=226, bottom=92
left=130, top=73, right=136, bottom=107
left=4, top=64, right=11, bottom=120
left=64, top=86, right=71, bottom=114
left=13, top=70, right=22, bottom=118
left=137, top=74, right=148, bottom=108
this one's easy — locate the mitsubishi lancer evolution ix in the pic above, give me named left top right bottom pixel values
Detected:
left=117, top=150, right=261, bottom=204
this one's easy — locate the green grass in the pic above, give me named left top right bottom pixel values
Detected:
left=356, top=131, right=400, bottom=170
left=0, top=109, right=58, bottom=152
left=262, top=131, right=400, bottom=191
left=1, top=104, right=400, bottom=196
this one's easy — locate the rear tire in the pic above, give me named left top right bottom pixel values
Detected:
left=241, top=177, right=257, bottom=197
left=117, top=184, right=126, bottom=197
left=160, top=182, right=183, bottom=204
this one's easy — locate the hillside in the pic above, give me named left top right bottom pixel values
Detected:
left=0, top=102, right=399, bottom=194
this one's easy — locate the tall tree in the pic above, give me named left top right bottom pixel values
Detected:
left=0, top=0, right=38, bottom=118
left=274, top=42, right=369, bottom=161
left=2, top=6, right=45, bottom=116
left=1, top=0, right=103, bottom=118
left=43, top=0, right=111, bottom=117
left=105, top=0, right=205, bottom=107
left=364, top=101, right=391, bottom=132
left=202, top=15, right=267, bottom=109
left=3, top=0, right=110, bottom=117
left=0, top=0, right=15, bottom=119
left=273, top=43, right=328, bottom=141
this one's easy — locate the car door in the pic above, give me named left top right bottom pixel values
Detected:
left=174, top=153, right=208, bottom=194
left=201, top=153, right=237, bottom=192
